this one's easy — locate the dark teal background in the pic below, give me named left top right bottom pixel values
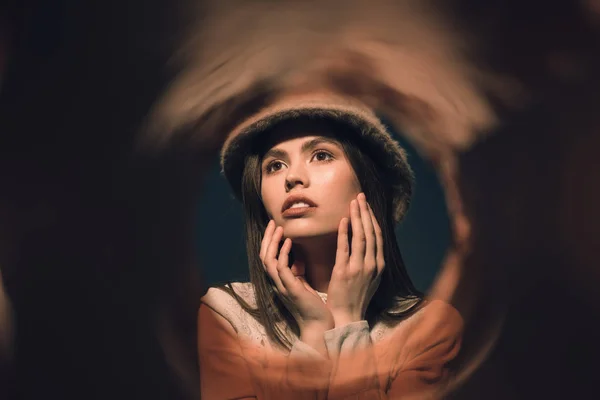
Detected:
left=195, top=131, right=451, bottom=292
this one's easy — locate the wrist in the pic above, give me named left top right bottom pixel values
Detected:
left=331, top=312, right=363, bottom=328
left=299, top=324, right=329, bottom=358
left=300, top=319, right=334, bottom=335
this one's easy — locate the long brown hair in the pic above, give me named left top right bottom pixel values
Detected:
left=221, top=117, right=423, bottom=350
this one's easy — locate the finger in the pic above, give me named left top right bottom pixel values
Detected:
left=335, top=217, right=350, bottom=268
left=349, top=198, right=366, bottom=264
left=368, top=204, right=385, bottom=274
left=276, top=237, right=292, bottom=271
left=358, top=193, right=376, bottom=271
left=269, top=270, right=287, bottom=296
left=265, top=225, right=283, bottom=263
left=266, top=227, right=286, bottom=294
left=277, top=238, right=302, bottom=296
left=260, top=220, right=276, bottom=261
left=264, top=226, right=283, bottom=277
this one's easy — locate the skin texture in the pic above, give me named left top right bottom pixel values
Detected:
left=260, top=133, right=361, bottom=241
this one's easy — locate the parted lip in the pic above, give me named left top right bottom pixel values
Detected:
left=281, top=194, right=317, bottom=213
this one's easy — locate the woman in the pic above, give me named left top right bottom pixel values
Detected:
left=198, top=91, right=463, bottom=399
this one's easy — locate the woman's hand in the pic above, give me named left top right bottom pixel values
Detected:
left=327, top=193, right=385, bottom=328
left=260, top=221, right=334, bottom=343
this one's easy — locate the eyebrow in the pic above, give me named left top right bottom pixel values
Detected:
left=262, top=137, right=341, bottom=161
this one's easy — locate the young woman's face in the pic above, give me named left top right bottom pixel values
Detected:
left=260, top=133, right=361, bottom=240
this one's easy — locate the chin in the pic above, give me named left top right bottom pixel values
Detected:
left=280, top=218, right=337, bottom=241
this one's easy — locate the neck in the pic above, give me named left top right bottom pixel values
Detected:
left=292, top=235, right=337, bottom=293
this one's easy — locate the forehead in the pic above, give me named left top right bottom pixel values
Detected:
left=258, top=118, right=344, bottom=155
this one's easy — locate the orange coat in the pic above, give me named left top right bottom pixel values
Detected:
left=198, top=283, right=463, bottom=399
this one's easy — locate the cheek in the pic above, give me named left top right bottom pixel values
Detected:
left=316, top=167, right=361, bottom=204
left=260, top=180, right=280, bottom=218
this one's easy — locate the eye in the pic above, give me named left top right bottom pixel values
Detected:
left=265, top=160, right=286, bottom=174
left=312, top=150, right=334, bottom=162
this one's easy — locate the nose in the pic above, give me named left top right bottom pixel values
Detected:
left=285, top=163, right=309, bottom=192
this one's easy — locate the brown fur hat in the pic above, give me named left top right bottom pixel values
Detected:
left=220, top=90, right=414, bottom=223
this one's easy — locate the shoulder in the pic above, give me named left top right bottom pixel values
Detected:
left=201, top=282, right=257, bottom=310
left=398, top=299, right=464, bottom=362
left=384, top=297, right=463, bottom=329
left=199, top=282, right=259, bottom=335
left=406, top=299, right=464, bottom=339
left=417, top=299, right=463, bottom=331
